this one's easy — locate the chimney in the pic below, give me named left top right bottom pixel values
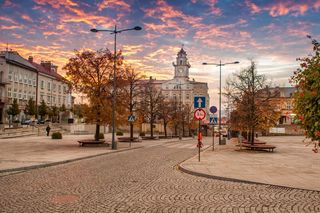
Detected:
left=28, top=56, right=33, bottom=63
left=41, top=61, right=52, bottom=72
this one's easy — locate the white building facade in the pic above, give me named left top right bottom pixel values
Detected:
left=161, top=48, right=209, bottom=112
left=0, top=50, right=72, bottom=123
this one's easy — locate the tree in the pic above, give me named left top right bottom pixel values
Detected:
left=38, top=100, right=47, bottom=120
left=121, top=66, right=144, bottom=141
left=59, top=103, right=66, bottom=112
left=291, top=36, right=320, bottom=151
left=51, top=106, right=59, bottom=122
left=158, top=99, right=173, bottom=138
left=7, top=98, right=20, bottom=120
left=63, top=48, right=120, bottom=141
left=139, top=78, right=164, bottom=137
left=25, top=98, right=36, bottom=117
left=225, top=61, right=280, bottom=144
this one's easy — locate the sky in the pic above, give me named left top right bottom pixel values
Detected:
left=1, top=0, right=320, bottom=107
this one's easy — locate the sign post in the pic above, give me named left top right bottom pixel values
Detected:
left=210, top=106, right=217, bottom=151
left=128, top=115, right=136, bottom=147
left=194, top=108, right=206, bottom=162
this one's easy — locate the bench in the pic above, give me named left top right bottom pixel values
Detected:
left=117, top=137, right=141, bottom=142
left=238, top=144, right=276, bottom=152
left=78, top=140, right=106, bottom=147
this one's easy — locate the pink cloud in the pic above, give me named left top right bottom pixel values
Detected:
left=21, top=14, right=33, bottom=22
left=142, top=0, right=203, bottom=38
left=33, top=0, right=77, bottom=9
left=245, top=0, right=261, bottom=14
left=314, top=0, right=320, bottom=9
left=245, top=0, right=310, bottom=17
left=97, top=0, right=131, bottom=12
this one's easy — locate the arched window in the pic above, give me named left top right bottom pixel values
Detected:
left=180, top=60, right=182, bottom=65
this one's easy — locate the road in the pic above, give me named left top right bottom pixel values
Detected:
left=1, top=139, right=319, bottom=212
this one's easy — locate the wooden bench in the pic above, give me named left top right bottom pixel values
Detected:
left=117, top=137, right=141, bottom=142
left=239, top=144, right=276, bottom=152
left=78, top=140, right=106, bottom=147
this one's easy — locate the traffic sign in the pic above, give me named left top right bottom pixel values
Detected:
left=128, top=115, right=136, bottom=122
left=194, top=108, right=206, bottom=120
left=194, top=96, right=206, bottom=108
left=210, top=106, right=217, bottom=114
left=209, top=117, right=218, bottom=124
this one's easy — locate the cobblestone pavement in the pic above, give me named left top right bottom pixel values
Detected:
left=1, top=140, right=319, bottom=213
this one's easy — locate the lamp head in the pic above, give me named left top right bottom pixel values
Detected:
left=234, top=61, right=240, bottom=64
left=90, top=28, right=98, bottom=33
left=134, top=26, right=142, bottom=31
left=202, top=62, right=208, bottom=65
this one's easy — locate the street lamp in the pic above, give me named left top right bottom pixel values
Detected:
left=90, top=25, right=142, bottom=150
left=202, top=60, right=239, bottom=145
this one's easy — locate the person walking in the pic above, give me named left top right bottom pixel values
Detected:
left=46, top=125, right=51, bottom=136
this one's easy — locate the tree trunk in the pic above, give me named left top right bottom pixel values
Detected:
left=95, top=110, right=100, bottom=141
left=150, top=120, right=153, bottom=137
left=164, top=121, right=167, bottom=138
left=130, top=123, right=134, bottom=141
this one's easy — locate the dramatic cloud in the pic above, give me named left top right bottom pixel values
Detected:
left=1, top=0, right=319, bottom=106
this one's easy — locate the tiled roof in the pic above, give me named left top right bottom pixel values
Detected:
left=30, top=61, right=67, bottom=82
left=0, top=51, right=36, bottom=71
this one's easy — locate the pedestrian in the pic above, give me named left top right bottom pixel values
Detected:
left=46, top=125, right=51, bottom=136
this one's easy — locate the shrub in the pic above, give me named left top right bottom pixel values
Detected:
left=52, top=132, right=62, bottom=139
left=116, top=131, right=124, bottom=136
left=139, top=132, right=145, bottom=136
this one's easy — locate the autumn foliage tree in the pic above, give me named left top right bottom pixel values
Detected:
left=63, top=48, right=119, bottom=141
left=120, top=66, right=145, bottom=141
left=226, top=61, right=280, bottom=144
left=291, top=36, right=320, bottom=152
left=139, top=78, right=164, bottom=138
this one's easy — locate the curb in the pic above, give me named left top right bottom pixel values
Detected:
left=0, top=146, right=143, bottom=175
left=177, top=150, right=320, bottom=193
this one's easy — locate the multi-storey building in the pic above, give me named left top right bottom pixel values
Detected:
left=141, top=47, right=209, bottom=110
left=0, top=50, right=72, bottom=123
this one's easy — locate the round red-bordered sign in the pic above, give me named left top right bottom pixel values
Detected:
left=194, top=108, right=206, bottom=120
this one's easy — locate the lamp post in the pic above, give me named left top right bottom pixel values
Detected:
left=90, top=25, right=142, bottom=150
left=202, top=61, right=239, bottom=145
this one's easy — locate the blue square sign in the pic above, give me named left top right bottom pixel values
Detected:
left=194, top=96, right=206, bottom=108
left=210, top=117, right=218, bottom=124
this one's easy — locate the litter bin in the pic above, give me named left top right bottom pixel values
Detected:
left=219, top=138, right=226, bottom=145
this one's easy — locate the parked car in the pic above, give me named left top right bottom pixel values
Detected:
left=21, top=120, right=32, bottom=125
left=37, top=119, right=45, bottom=124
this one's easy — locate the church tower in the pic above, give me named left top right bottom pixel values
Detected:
left=172, top=46, right=190, bottom=79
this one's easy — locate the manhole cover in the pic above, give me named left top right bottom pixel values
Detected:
left=51, top=194, right=79, bottom=204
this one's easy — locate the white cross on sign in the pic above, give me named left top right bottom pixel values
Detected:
left=194, top=108, right=206, bottom=120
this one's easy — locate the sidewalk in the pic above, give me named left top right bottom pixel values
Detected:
left=180, top=136, right=320, bottom=191
left=0, top=134, right=186, bottom=174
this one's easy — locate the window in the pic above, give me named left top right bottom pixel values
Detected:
left=58, top=85, right=61, bottom=93
left=47, top=82, right=51, bottom=91
left=52, top=97, right=55, bottom=103
left=47, top=95, right=51, bottom=103
left=14, top=73, right=18, bottom=82
left=63, top=86, right=66, bottom=93
left=40, top=92, right=44, bottom=101
left=33, top=78, right=36, bottom=86
left=23, top=91, right=27, bottom=100
left=7, top=88, right=11, bottom=97
left=13, top=88, right=17, bottom=98
left=53, top=83, right=56, bottom=92
left=58, top=96, right=61, bottom=103
left=18, top=89, right=22, bottom=99
left=8, top=70, right=13, bottom=81
left=41, top=80, right=44, bottom=89
left=19, top=73, right=23, bottom=83
left=24, top=74, right=27, bottom=84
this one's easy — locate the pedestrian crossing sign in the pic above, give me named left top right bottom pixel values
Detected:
left=128, top=115, right=136, bottom=122
left=209, top=117, right=218, bottom=124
